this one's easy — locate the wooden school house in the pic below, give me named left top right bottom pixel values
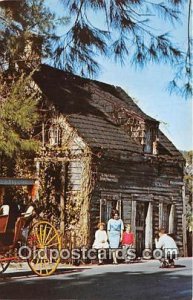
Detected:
left=32, top=64, right=185, bottom=255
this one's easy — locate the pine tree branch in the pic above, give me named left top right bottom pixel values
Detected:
left=186, top=0, right=192, bottom=66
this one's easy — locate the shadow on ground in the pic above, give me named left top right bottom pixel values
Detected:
left=0, top=267, right=89, bottom=279
left=0, top=263, right=192, bottom=300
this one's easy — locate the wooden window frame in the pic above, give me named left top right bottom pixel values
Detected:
left=48, top=125, right=61, bottom=146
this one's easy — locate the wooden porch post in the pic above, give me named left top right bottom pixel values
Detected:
left=60, top=162, right=67, bottom=236
left=159, top=202, right=163, bottom=229
left=131, top=197, right=136, bottom=245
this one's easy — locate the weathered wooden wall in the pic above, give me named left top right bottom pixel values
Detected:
left=36, top=116, right=93, bottom=247
left=89, top=154, right=184, bottom=254
left=36, top=114, right=184, bottom=255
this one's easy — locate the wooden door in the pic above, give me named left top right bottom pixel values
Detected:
left=136, top=202, right=148, bottom=256
left=159, top=202, right=172, bottom=232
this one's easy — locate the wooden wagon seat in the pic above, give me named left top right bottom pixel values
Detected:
left=0, top=216, right=26, bottom=249
left=12, top=216, right=26, bottom=245
left=0, top=215, right=10, bottom=248
left=0, top=215, right=9, bottom=234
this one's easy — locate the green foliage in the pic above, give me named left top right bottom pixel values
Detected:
left=0, top=74, right=40, bottom=157
left=183, top=150, right=193, bottom=193
left=55, top=0, right=191, bottom=98
left=0, top=0, right=67, bottom=74
left=1, top=1, right=191, bottom=98
left=182, top=150, right=193, bottom=231
left=0, top=0, right=67, bottom=167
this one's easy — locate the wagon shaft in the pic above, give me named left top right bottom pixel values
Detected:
left=0, top=256, right=20, bottom=262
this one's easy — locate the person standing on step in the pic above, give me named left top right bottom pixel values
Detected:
left=107, top=210, right=124, bottom=264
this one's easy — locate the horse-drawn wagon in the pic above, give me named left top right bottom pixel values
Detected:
left=0, top=177, right=61, bottom=276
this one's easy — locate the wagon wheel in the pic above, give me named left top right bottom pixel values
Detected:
left=27, top=221, right=61, bottom=277
left=0, top=255, right=10, bottom=274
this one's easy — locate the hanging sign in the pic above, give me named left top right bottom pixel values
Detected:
left=0, top=178, right=35, bottom=186
left=99, top=173, right=118, bottom=183
left=170, top=181, right=184, bottom=186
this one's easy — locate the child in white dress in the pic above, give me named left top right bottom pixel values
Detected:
left=93, top=222, right=109, bottom=264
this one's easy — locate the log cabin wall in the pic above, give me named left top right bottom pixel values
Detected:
left=89, top=154, right=184, bottom=255
left=39, top=114, right=184, bottom=253
left=38, top=113, right=184, bottom=254
left=35, top=115, right=93, bottom=248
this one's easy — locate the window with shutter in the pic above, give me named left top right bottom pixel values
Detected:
left=144, top=124, right=158, bottom=154
left=144, top=127, right=153, bottom=153
left=48, top=125, right=61, bottom=146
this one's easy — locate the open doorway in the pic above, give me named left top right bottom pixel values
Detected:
left=132, top=198, right=153, bottom=257
left=100, top=192, right=122, bottom=223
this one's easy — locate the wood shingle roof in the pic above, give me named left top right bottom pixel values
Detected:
left=33, top=64, right=183, bottom=160
left=67, top=114, right=142, bottom=153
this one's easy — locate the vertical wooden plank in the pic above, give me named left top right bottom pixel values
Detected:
left=131, top=196, right=136, bottom=243
left=99, top=198, right=107, bottom=223
left=169, top=204, right=175, bottom=234
left=122, top=199, right=132, bottom=225
left=159, top=202, right=163, bottom=229
left=99, top=198, right=103, bottom=222
left=145, top=202, right=153, bottom=249
left=117, top=196, right=122, bottom=218
left=107, top=200, right=112, bottom=221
